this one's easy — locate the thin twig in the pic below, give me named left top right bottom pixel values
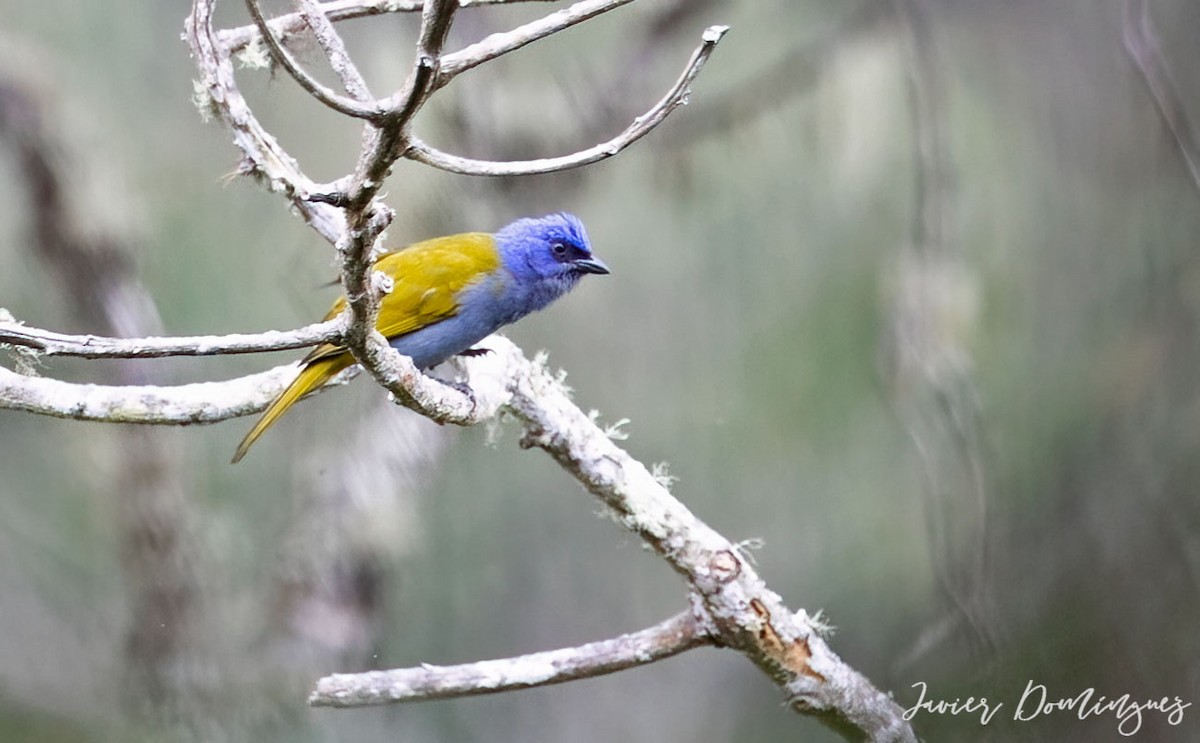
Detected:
left=310, top=610, right=709, bottom=706
left=220, top=0, right=560, bottom=54
left=405, top=25, right=730, bottom=176
left=437, top=0, right=636, bottom=86
left=1123, top=0, right=1200, bottom=193
left=245, top=0, right=384, bottom=119
left=296, top=0, right=373, bottom=100
left=0, top=317, right=343, bottom=358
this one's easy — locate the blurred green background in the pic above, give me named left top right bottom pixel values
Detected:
left=2, top=0, right=1199, bottom=740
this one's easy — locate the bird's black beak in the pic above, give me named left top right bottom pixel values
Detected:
left=573, top=257, right=610, bottom=275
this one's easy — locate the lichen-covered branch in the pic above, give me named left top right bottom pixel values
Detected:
left=0, top=362, right=308, bottom=423
left=303, top=338, right=917, bottom=740
left=310, top=610, right=709, bottom=706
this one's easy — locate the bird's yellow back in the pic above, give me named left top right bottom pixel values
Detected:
left=232, top=232, right=500, bottom=463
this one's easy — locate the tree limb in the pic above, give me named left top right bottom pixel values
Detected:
left=310, top=610, right=709, bottom=706
left=305, top=338, right=917, bottom=740
left=0, top=362, right=305, bottom=423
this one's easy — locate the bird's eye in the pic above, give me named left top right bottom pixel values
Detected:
left=551, top=241, right=569, bottom=258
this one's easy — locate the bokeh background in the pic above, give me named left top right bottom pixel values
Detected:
left=1, top=0, right=1199, bottom=740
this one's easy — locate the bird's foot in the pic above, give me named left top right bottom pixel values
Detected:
left=436, top=379, right=478, bottom=423
left=456, top=347, right=492, bottom=358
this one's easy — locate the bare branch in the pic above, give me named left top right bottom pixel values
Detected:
left=244, top=0, right=384, bottom=119
left=310, top=610, right=709, bottom=706
left=1123, top=0, right=1200, bottom=193
left=494, top=341, right=913, bottom=739
left=437, top=0, right=636, bottom=85
left=0, top=362, right=312, bottom=424
left=0, top=316, right=343, bottom=359
left=219, top=0, right=560, bottom=55
left=404, top=25, right=730, bottom=176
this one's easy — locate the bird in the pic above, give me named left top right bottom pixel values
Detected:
left=231, top=212, right=608, bottom=463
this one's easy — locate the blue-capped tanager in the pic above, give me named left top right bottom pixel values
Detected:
left=232, top=213, right=608, bottom=462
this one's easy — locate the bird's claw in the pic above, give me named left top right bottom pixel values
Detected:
left=456, top=347, right=493, bottom=358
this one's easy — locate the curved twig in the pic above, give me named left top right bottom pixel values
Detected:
left=310, top=610, right=709, bottom=706
left=245, top=0, right=384, bottom=119
left=405, top=25, right=730, bottom=176
left=0, top=317, right=343, bottom=359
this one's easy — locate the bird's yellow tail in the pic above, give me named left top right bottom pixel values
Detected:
left=231, top=353, right=353, bottom=463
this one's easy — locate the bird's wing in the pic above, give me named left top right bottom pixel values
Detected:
left=303, top=232, right=500, bottom=364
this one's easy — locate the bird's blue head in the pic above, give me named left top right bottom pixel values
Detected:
left=494, top=213, right=609, bottom=310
